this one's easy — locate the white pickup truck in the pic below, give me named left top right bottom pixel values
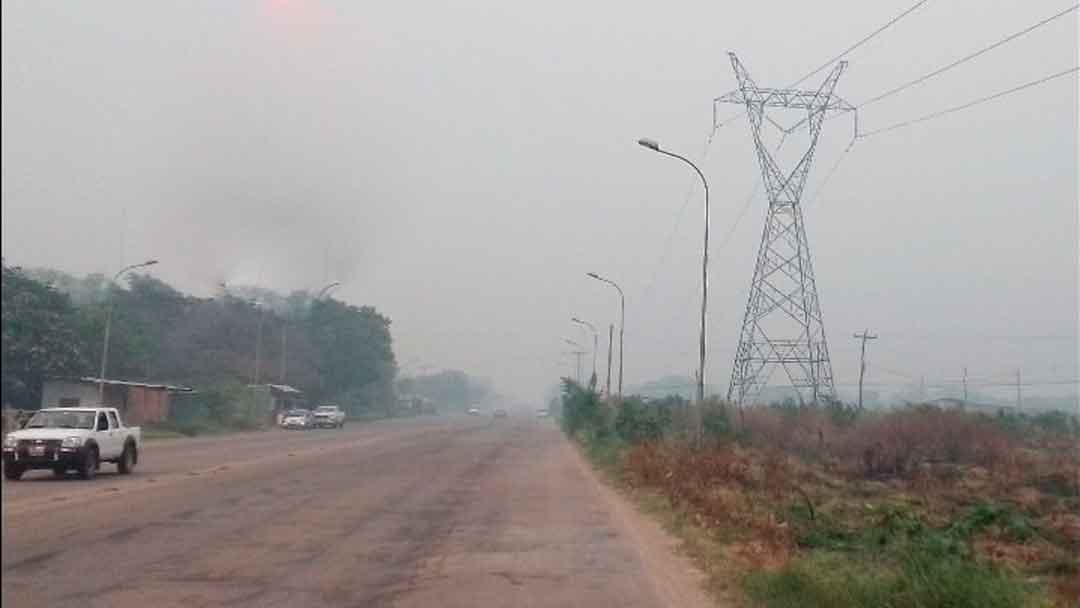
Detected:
left=2, top=407, right=141, bottom=480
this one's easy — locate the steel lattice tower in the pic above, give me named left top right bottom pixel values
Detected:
left=716, top=53, right=853, bottom=405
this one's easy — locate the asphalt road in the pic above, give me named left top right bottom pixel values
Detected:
left=2, top=415, right=711, bottom=608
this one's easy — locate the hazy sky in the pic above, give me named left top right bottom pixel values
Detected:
left=3, top=1, right=1077, bottom=402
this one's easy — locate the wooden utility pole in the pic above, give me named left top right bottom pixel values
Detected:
left=853, top=329, right=877, bottom=410
left=962, top=367, right=968, bottom=403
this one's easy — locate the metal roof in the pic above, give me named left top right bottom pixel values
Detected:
left=60, top=377, right=195, bottom=393
left=248, top=383, right=303, bottom=394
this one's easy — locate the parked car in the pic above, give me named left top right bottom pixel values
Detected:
left=467, top=408, right=481, bottom=416
left=312, top=405, right=346, bottom=429
left=493, top=408, right=508, bottom=418
left=2, top=407, right=141, bottom=480
left=536, top=408, right=549, bottom=418
left=280, top=409, right=314, bottom=430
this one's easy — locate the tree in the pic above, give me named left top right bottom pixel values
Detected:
left=1, top=263, right=87, bottom=408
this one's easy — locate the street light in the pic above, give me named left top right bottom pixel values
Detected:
left=571, top=317, right=598, bottom=387
left=315, top=281, right=341, bottom=300
left=638, top=137, right=711, bottom=403
left=98, top=259, right=159, bottom=403
left=281, top=281, right=342, bottom=384
left=564, top=339, right=584, bottom=383
left=587, top=272, right=624, bottom=399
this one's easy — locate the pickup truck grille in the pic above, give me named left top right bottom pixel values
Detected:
left=18, top=439, right=62, bottom=449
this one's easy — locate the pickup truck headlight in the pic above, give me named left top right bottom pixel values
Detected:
left=61, top=436, right=85, bottom=448
left=2, top=435, right=17, bottom=448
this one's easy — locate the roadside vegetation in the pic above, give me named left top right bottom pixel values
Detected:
left=559, top=379, right=1080, bottom=607
left=2, top=262, right=396, bottom=426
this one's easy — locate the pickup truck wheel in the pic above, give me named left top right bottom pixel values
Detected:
left=78, top=447, right=99, bottom=480
left=117, top=443, right=136, bottom=474
left=52, top=467, right=67, bottom=478
left=4, top=465, right=25, bottom=481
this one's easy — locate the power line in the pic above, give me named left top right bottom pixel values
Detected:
left=790, top=0, right=933, bottom=88
left=804, top=138, right=857, bottom=209
left=714, top=180, right=760, bottom=251
left=856, top=3, right=1078, bottom=110
left=858, top=66, right=1079, bottom=138
left=715, top=0, right=933, bottom=129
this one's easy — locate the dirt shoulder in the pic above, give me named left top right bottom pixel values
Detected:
left=569, top=443, right=723, bottom=608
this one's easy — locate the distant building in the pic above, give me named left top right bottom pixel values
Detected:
left=248, top=384, right=306, bottom=425
left=42, top=377, right=194, bottom=425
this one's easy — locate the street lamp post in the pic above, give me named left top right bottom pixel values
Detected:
left=587, top=272, right=624, bottom=399
left=638, top=137, right=711, bottom=403
left=282, top=281, right=342, bottom=385
left=315, top=281, right=341, bottom=300
left=564, top=339, right=584, bottom=384
left=99, top=259, right=159, bottom=403
left=571, top=317, right=598, bottom=388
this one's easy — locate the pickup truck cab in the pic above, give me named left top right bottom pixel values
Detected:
left=312, top=405, right=346, bottom=429
left=2, top=407, right=141, bottom=480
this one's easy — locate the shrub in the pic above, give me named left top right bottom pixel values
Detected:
left=614, top=397, right=671, bottom=443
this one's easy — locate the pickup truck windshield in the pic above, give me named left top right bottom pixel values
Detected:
left=25, top=411, right=96, bottom=430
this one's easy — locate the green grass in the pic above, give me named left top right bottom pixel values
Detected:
left=746, top=549, right=1046, bottom=608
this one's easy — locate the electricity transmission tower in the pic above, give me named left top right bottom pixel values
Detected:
left=717, top=53, right=853, bottom=406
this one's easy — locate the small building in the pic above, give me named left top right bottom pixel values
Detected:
left=42, top=377, right=194, bottom=425
left=248, top=384, right=306, bottom=425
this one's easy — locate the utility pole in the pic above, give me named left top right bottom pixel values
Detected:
left=280, top=323, right=288, bottom=383
left=606, top=324, right=614, bottom=396
left=920, top=375, right=926, bottom=402
left=962, top=367, right=968, bottom=403
left=253, top=304, right=266, bottom=385
left=1016, top=369, right=1022, bottom=410
left=853, top=330, right=877, bottom=410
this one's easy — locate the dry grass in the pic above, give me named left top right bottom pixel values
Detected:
left=617, top=405, right=1079, bottom=607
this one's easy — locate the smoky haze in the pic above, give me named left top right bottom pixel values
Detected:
left=2, top=1, right=1077, bottom=403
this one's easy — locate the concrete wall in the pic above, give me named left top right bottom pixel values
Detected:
left=41, top=381, right=102, bottom=408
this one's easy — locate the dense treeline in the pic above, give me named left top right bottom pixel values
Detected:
left=1, top=262, right=396, bottom=416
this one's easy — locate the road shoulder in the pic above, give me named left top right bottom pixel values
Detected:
left=568, top=442, right=723, bottom=608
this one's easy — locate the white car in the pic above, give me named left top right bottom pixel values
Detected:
left=280, top=409, right=314, bottom=430
left=312, top=405, right=346, bottom=429
left=2, top=407, right=141, bottom=480
left=467, top=408, right=481, bottom=416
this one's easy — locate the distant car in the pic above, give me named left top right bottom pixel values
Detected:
left=536, top=408, right=549, bottom=418
left=467, top=408, right=481, bottom=416
left=493, top=409, right=508, bottom=418
left=280, top=409, right=314, bottom=430
left=312, top=405, right=346, bottom=429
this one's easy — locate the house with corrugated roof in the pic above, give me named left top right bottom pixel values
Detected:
left=42, top=377, right=195, bottom=425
